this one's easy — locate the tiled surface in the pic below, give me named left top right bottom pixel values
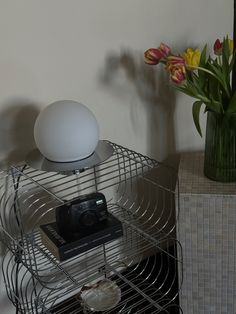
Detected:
left=179, top=152, right=236, bottom=195
left=178, top=153, right=236, bottom=314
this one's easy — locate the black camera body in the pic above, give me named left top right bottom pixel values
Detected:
left=41, top=192, right=123, bottom=260
left=56, top=192, right=108, bottom=237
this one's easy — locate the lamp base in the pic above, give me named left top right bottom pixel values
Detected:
left=25, top=140, right=114, bottom=175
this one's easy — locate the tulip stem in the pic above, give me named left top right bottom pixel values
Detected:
left=187, top=65, right=214, bottom=76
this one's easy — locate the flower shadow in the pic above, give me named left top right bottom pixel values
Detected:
left=0, top=99, right=39, bottom=166
left=100, top=51, right=179, bottom=247
left=100, top=49, right=177, bottom=164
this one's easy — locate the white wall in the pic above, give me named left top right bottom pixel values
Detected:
left=0, top=0, right=233, bottom=312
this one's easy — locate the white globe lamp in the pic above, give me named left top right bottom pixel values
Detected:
left=34, top=100, right=99, bottom=162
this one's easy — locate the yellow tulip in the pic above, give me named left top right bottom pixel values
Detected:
left=228, top=39, right=234, bottom=55
left=184, top=48, right=201, bottom=68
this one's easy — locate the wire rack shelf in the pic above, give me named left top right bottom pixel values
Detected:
left=0, top=141, right=182, bottom=313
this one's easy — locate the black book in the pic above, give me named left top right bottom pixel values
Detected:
left=39, top=213, right=123, bottom=262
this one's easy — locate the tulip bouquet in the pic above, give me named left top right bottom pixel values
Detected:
left=144, top=37, right=235, bottom=136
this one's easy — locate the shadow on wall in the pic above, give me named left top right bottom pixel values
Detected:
left=100, top=50, right=178, bottom=167
left=0, top=100, right=39, bottom=165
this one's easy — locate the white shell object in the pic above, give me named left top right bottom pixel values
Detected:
left=79, top=279, right=121, bottom=312
left=34, top=100, right=99, bottom=162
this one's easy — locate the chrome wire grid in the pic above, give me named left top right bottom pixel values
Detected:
left=0, top=141, right=183, bottom=313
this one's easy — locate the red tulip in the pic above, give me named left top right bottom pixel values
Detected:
left=168, top=65, right=186, bottom=84
left=213, top=39, right=222, bottom=56
left=159, top=43, right=171, bottom=56
left=144, top=43, right=171, bottom=65
left=165, top=55, right=186, bottom=83
left=144, top=48, right=164, bottom=64
left=166, top=55, right=185, bottom=68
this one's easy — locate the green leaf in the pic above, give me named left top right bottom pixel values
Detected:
left=222, top=36, right=230, bottom=62
left=174, top=85, right=196, bottom=97
left=192, top=101, right=203, bottom=137
left=221, top=39, right=232, bottom=91
left=227, top=90, right=236, bottom=113
left=186, top=75, right=207, bottom=96
left=205, top=100, right=222, bottom=114
left=182, top=80, right=199, bottom=97
left=191, top=74, right=203, bottom=94
left=229, top=51, right=236, bottom=73
left=208, top=62, right=224, bottom=81
left=208, top=76, right=221, bottom=102
left=222, top=39, right=230, bottom=70
left=197, top=70, right=207, bottom=90
left=199, top=44, right=207, bottom=67
left=197, top=46, right=207, bottom=88
left=207, top=62, right=230, bottom=97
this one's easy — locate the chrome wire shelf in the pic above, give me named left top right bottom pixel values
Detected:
left=3, top=244, right=182, bottom=314
left=0, top=141, right=182, bottom=313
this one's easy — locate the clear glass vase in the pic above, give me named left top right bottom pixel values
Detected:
left=204, top=111, right=236, bottom=182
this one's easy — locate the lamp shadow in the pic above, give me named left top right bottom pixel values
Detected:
left=0, top=101, right=40, bottom=307
left=100, top=49, right=177, bottom=167
left=0, top=100, right=39, bottom=165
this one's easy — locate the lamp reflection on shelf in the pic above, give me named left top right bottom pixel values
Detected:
left=26, top=140, right=114, bottom=175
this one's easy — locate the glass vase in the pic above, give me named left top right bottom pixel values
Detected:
left=204, top=111, right=236, bottom=182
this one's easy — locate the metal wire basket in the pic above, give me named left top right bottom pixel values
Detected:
left=0, top=141, right=183, bottom=313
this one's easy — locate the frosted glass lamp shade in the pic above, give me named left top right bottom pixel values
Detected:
left=34, top=100, right=99, bottom=162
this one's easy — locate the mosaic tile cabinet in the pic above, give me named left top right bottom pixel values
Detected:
left=177, top=152, right=236, bottom=314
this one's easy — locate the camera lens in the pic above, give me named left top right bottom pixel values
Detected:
left=81, top=211, right=96, bottom=227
